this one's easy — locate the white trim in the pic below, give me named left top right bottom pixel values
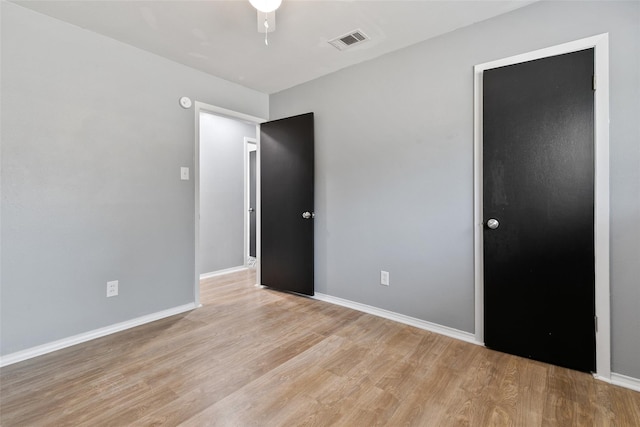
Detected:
left=200, top=265, right=248, bottom=280
left=0, top=303, right=197, bottom=367
left=314, top=293, right=479, bottom=345
left=255, top=126, right=262, bottom=286
left=610, top=373, right=640, bottom=393
left=244, top=137, right=258, bottom=265
left=194, top=101, right=266, bottom=306
left=194, top=105, right=202, bottom=307
left=194, top=102, right=266, bottom=125
left=592, top=35, right=611, bottom=381
left=473, top=34, right=611, bottom=378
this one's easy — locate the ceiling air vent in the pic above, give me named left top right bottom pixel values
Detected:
left=329, top=29, right=370, bottom=51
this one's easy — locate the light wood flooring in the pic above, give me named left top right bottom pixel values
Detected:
left=1, top=269, right=639, bottom=426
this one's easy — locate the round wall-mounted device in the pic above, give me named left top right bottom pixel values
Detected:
left=179, top=96, right=192, bottom=109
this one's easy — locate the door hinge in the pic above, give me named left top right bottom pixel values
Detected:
left=594, top=315, right=598, bottom=332
left=592, top=75, right=597, bottom=91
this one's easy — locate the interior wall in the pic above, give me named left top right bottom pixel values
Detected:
left=199, top=113, right=255, bottom=274
left=0, top=2, right=268, bottom=356
left=270, top=1, right=640, bottom=378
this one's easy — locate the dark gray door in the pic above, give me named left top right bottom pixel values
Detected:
left=249, top=150, right=256, bottom=258
left=483, top=49, right=595, bottom=372
left=260, top=113, right=314, bottom=296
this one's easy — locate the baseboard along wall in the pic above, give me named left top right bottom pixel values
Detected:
left=3, top=289, right=639, bottom=394
left=200, top=265, right=248, bottom=280
left=313, top=292, right=640, bottom=393
left=0, top=303, right=197, bottom=367
left=610, top=373, right=640, bottom=393
left=313, top=293, right=478, bottom=345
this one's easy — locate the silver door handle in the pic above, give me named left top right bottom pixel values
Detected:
left=248, top=208, right=255, bottom=213
left=302, top=211, right=314, bottom=219
left=486, top=218, right=499, bottom=229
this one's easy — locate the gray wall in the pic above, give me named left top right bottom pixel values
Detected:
left=270, top=1, right=640, bottom=378
left=199, top=113, right=255, bottom=274
left=0, top=2, right=268, bottom=356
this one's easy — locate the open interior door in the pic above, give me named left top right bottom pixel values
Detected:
left=260, top=113, right=314, bottom=296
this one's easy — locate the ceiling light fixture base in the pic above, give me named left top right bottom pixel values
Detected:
left=249, top=0, right=282, bottom=14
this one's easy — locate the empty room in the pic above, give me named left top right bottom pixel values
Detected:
left=1, top=0, right=639, bottom=425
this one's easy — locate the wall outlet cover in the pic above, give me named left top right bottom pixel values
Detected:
left=107, top=280, right=119, bottom=297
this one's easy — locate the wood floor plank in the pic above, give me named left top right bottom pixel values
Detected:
left=2, top=269, right=639, bottom=426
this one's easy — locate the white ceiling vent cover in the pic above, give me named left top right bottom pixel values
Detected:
left=329, top=29, right=369, bottom=51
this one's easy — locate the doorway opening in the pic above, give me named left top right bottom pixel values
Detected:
left=194, top=102, right=266, bottom=306
left=473, top=34, right=610, bottom=378
left=245, top=137, right=257, bottom=268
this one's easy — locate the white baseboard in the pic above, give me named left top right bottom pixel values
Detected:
left=5, top=292, right=638, bottom=395
left=313, top=293, right=479, bottom=345
left=0, top=303, right=197, bottom=367
left=313, top=293, right=640, bottom=393
left=200, top=265, right=247, bottom=280
left=610, top=372, right=640, bottom=392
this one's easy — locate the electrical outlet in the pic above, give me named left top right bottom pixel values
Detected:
left=107, top=280, right=119, bottom=297
left=381, top=270, right=390, bottom=286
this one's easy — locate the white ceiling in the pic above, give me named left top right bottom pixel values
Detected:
left=13, top=0, right=535, bottom=94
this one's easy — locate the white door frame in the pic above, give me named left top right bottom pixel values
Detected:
left=473, top=33, right=611, bottom=379
left=244, top=137, right=258, bottom=264
left=194, top=102, right=266, bottom=307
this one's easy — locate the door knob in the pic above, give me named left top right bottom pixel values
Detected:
left=486, top=218, right=499, bottom=229
left=302, top=211, right=314, bottom=219
left=248, top=208, right=255, bottom=213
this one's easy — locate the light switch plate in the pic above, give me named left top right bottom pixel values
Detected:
left=181, top=167, right=189, bottom=180
left=381, top=270, right=390, bottom=286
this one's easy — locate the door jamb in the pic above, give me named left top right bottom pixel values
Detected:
left=472, top=33, right=610, bottom=379
left=244, top=137, right=258, bottom=265
left=194, top=102, right=266, bottom=307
